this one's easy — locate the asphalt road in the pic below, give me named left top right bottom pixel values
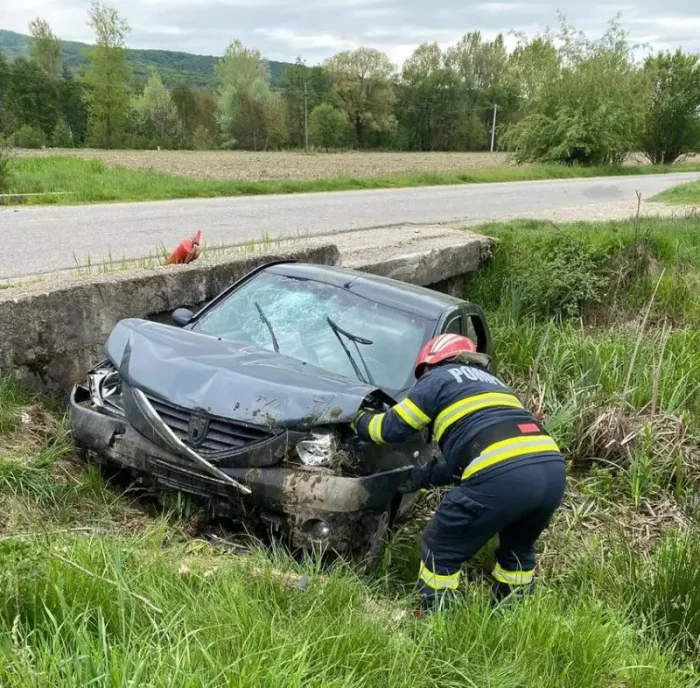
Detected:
left=2, top=172, right=698, bottom=279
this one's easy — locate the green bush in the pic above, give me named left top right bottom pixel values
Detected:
left=13, top=124, right=44, bottom=149
left=50, top=119, right=73, bottom=148
left=471, top=224, right=618, bottom=320
left=309, top=103, right=353, bottom=150
left=468, top=217, right=700, bottom=323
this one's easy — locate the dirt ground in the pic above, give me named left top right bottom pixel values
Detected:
left=16, top=149, right=516, bottom=181
left=16, top=148, right=700, bottom=182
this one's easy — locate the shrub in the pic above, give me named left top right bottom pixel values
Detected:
left=309, top=103, right=353, bottom=150
left=50, top=119, right=73, bottom=148
left=13, top=124, right=44, bottom=149
left=473, top=226, right=615, bottom=320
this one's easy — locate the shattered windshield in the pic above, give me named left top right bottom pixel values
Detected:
left=194, top=272, right=434, bottom=392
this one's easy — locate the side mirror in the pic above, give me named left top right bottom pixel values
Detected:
left=172, top=308, right=194, bottom=327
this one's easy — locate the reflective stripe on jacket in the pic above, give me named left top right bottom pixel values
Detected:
left=354, top=362, right=561, bottom=487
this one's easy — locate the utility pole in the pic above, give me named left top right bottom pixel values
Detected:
left=490, top=103, right=498, bottom=153
left=304, top=82, right=309, bottom=151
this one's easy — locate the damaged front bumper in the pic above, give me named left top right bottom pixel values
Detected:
left=70, top=384, right=412, bottom=553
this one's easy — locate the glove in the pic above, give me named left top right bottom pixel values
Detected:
left=397, top=466, right=425, bottom=494
left=351, top=410, right=367, bottom=433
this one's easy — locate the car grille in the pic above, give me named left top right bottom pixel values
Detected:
left=146, top=394, right=274, bottom=456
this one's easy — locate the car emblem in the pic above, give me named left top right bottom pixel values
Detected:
left=187, top=413, right=210, bottom=448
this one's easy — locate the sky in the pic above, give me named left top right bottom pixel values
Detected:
left=1, top=0, right=699, bottom=66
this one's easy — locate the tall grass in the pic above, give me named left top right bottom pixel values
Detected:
left=0, top=531, right=694, bottom=688
left=6, top=156, right=700, bottom=205
left=466, top=217, right=700, bottom=496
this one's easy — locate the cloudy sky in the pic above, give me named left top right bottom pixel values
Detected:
left=1, top=0, right=699, bottom=65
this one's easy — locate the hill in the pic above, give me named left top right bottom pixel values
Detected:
left=0, top=28, right=292, bottom=88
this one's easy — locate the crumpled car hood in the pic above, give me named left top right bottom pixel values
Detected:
left=104, top=319, right=393, bottom=429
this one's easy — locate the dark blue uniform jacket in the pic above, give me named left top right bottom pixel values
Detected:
left=355, top=362, right=562, bottom=488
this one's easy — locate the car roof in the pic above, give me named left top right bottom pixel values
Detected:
left=265, top=262, right=465, bottom=320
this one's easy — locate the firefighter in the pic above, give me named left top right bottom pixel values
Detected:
left=353, top=334, right=566, bottom=609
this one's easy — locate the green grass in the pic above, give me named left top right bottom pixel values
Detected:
left=653, top=180, right=700, bottom=205
left=4, top=216, right=700, bottom=683
left=466, top=217, right=700, bottom=494
left=0, top=530, right=695, bottom=687
left=6, top=156, right=700, bottom=205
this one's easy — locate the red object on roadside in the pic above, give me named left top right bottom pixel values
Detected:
left=166, top=229, right=203, bottom=264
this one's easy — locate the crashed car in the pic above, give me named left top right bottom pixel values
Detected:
left=70, top=261, right=492, bottom=558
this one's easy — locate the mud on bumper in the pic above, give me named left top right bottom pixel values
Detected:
left=70, top=385, right=411, bottom=553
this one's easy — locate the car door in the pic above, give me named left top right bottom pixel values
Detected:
left=437, top=305, right=492, bottom=358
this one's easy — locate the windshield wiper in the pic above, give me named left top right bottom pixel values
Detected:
left=255, top=302, right=279, bottom=353
left=326, top=317, right=376, bottom=386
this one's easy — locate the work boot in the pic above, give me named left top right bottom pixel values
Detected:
left=491, top=580, right=536, bottom=606
left=419, top=588, right=458, bottom=615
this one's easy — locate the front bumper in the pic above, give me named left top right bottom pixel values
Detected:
left=70, top=385, right=412, bottom=552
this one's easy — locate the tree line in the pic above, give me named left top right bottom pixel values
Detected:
left=1, top=3, right=699, bottom=165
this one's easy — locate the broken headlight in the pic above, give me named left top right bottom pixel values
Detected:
left=88, top=362, right=125, bottom=417
left=296, top=429, right=338, bottom=467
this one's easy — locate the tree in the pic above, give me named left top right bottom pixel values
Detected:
left=216, top=39, right=287, bottom=149
left=309, top=104, right=352, bottom=149
left=397, top=43, right=464, bottom=150
left=28, top=17, right=62, bottom=77
left=59, top=66, right=87, bottom=146
left=279, top=60, right=335, bottom=148
left=172, top=84, right=198, bottom=144
left=131, top=72, right=182, bottom=148
left=506, top=18, right=645, bottom=165
left=446, top=32, right=520, bottom=148
left=508, top=36, right=560, bottom=101
left=217, top=39, right=270, bottom=140
left=640, top=51, right=700, bottom=164
left=8, top=57, right=60, bottom=138
left=447, top=32, right=509, bottom=101
left=82, top=1, right=132, bottom=148
left=0, top=55, right=13, bottom=136
left=194, top=90, right=219, bottom=146
left=324, top=48, right=396, bottom=146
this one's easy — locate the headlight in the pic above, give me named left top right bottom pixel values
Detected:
left=296, top=429, right=337, bottom=467
left=88, top=362, right=124, bottom=416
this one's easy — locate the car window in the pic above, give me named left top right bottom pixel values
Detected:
left=465, top=316, right=478, bottom=343
left=194, top=272, right=435, bottom=393
left=443, top=315, right=462, bottom=335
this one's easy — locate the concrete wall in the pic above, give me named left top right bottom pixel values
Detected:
left=0, top=245, right=339, bottom=394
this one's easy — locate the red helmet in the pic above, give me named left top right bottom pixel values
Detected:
left=414, top=335, right=478, bottom=379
